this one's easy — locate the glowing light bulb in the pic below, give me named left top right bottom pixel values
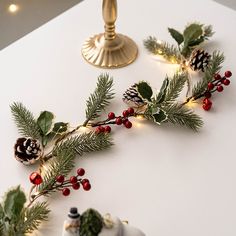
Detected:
left=8, top=4, right=19, bottom=13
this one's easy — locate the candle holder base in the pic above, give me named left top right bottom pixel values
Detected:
left=82, top=33, right=138, bottom=69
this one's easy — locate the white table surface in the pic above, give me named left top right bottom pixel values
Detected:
left=0, top=0, right=236, bottom=235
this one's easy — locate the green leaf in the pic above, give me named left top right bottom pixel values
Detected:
left=52, top=122, right=68, bottom=134
left=37, top=111, right=54, bottom=135
left=156, top=78, right=169, bottom=104
left=183, top=23, right=203, bottom=43
left=3, top=186, right=26, bottom=221
left=152, top=109, right=168, bottom=124
left=137, top=81, right=153, bottom=102
left=188, top=36, right=204, bottom=47
left=168, top=28, right=184, bottom=45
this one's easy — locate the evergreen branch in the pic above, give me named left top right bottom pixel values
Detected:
left=191, top=51, right=224, bottom=98
left=163, top=73, right=187, bottom=103
left=85, top=74, right=114, bottom=125
left=17, top=202, right=50, bottom=234
left=10, top=102, right=41, bottom=139
left=144, top=37, right=182, bottom=63
left=38, top=149, right=75, bottom=194
left=53, top=132, right=113, bottom=157
left=39, top=132, right=113, bottom=193
left=164, top=103, right=203, bottom=131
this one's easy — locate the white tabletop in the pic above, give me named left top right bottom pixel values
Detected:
left=0, top=0, right=236, bottom=235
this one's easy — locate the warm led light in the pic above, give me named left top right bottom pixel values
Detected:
left=8, top=4, right=19, bottom=13
left=157, top=40, right=163, bottom=44
left=157, top=49, right=163, bottom=55
left=80, top=126, right=90, bottom=132
left=136, top=115, right=144, bottom=120
left=185, top=99, right=197, bottom=108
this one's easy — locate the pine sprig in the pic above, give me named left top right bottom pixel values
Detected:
left=164, top=103, right=203, bottom=131
left=53, top=132, right=113, bottom=157
left=10, top=102, right=41, bottom=139
left=85, top=74, right=114, bottom=125
left=191, top=51, right=224, bottom=97
left=144, top=36, right=182, bottom=63
left=17, top=202, right=50, bottom=234
left=38, top=149, right=75, bottom=194
left=163, top=73, right=187, bottom=103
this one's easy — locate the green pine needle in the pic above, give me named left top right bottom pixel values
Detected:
left=17, top=202, right=50, bottom=234
left=192, top=51, right=224, bottom=97
left=163, top=73, right=187, bottom=103
left=165, top=103, right=203, bottom=131
left=85, top=74, right=114, bottom=125
left=39, top=132, right=113, bottom=193
left=144, top=36, right=182, bottom=63
left=10, top=102, right=41, bottom=139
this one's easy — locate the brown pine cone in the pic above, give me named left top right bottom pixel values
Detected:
left=14, top=138, right=42, bottom=165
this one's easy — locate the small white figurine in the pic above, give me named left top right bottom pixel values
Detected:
left=62, top=207, right=80, bottom=236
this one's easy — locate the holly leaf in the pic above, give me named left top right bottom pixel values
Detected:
left=3, top=186, right=26, bottom=221
left=136, top=81, right=153, bottom=102
left=152, top=109, right=168, bottom=125
left=156, top=77, right=169, bottom=104
left=37, top=111, right=54, bottom=135
left=183, top=23, right=203, bottom=43
left=168, top=28, right=184, bottom=45
left=188, top=36, right=204, bottom=47
left=52, top=122, right=69, bottom=135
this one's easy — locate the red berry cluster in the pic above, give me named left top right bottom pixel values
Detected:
left=94, top=107, right=135, bottom=132
left=29, top=168, right=91, bottom=197
left=203, top=71, right=232, bottom=111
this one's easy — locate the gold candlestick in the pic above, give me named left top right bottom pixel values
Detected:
left=82, top=0, right=138, bottom=69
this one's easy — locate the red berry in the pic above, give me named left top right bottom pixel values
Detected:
left=29, top=172, right=43, bottom=185
left=225, top=71, right=232, bottom=78
left=81, top=179, right=90, bottom=185
left=115, top=117, right=122, bottom=125
left=104, top=126, right=111, bottom=133
left=223, top=79, right=230, bottom=86
left=70, top=176, right=77, bottom=184
left=203, top=103, right=212, bottom=111
left=122, top=110, right=129, bottom=117
left=124, top=120, right=132, bottom=129
left=204, top=91, right=212, bottom=98
left=56, top=175, right=65, bottom=183
left=95, top=127, right=101, bottom=134
left=62, top=188, right=70, bottom=196
left=108, top=112, right=115, bottom=120
left=83, top=182, right=91, bottom=191
left=127, top=107, right=135, bottom=115
left=217, top=85, right=224, bottom=92
left=214, top=74, right=221, bottom=80
left=207, top=82, right=214, bottom=90
left=77, top=168, right=85, bottom=176
left=99, top=126, right=105, bottom=132
left=122, top=118, right=128, bottom=124
left=72, top=182, right=80, bottom=190
left=203, top=98, right=212, bottom=105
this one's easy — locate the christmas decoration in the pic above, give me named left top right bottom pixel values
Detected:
left=144, top=23, right=215, bottom=92
left=189, top=49, right=211, bottom=72
left=14, top=137, right=42, bottom=165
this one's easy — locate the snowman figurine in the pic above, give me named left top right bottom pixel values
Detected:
left=62, top=207, right=80, bottom=236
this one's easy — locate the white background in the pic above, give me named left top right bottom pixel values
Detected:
left=0, top=0, right=236, bottom=235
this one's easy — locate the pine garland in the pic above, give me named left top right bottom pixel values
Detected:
left=144, top=36, right=182, bottom=63
left=164, top=104, right=203, bottom=131
left=85, top=74, right=114, bottom=125
left=191, top=51, right=224, bottom=98
left=10, top=102, right=41, bottom=139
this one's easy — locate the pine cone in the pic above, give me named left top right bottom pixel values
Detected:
left=189, top=49, right=211, bottom=72
left=14, top=138, right=42, bottom=165
left=123, top=84, right=146, bottom=108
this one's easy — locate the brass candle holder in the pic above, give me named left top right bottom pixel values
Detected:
left=82, top=0, right=138, bottom=69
